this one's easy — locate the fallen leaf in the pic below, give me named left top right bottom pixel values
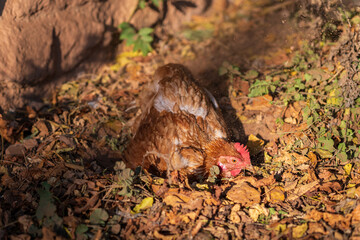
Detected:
left=292, top=223, right=308, bottom=238
left=5, top=144, right=26, bottom=157
left=132, top=197, right=154, bottom=214
left=352, top=204, right=360, bottom=225
left=247, top=134, right=264, bottom=155
left=323, top=212, right=351, bottom=230
left=245, top=95, right=273, bottom=111
left=344, top=163, right=352, bottom=175
left=287, top=180, right=319, bottom=201
left=90, top=208, right=109, bottom=225
left=153, top=230, right=177, bottom=240
left=271, top=223, right=287, bottom=234
left=267, top=186, right=285, bottom=203
left=253, top=175, right=276, bottom=188
left=307, top=222, right=326, bottom=234
left=227, top=182, right=261, bottom=207
left=249, top=204, right=269, bottom=222
left=229, top=204, right=241, bottom=223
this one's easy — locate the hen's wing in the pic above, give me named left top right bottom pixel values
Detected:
left=124, top=64, right=228, bottom=176
left=152, top=64, right=228, bottom=139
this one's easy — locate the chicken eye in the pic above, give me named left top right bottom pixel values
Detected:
left=232, top=159, right=237, bottom=163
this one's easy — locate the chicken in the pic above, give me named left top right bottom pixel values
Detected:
left=123, top=64, right=251, bottom=180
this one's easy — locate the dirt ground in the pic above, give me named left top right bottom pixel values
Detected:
left=1, top=1, right=360, bottom=239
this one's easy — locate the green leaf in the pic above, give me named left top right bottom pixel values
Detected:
left=138, top=27, right=153, bottom=36
left=138, top=0, right=146, bottom=9
left=336, top=151, right=348, bottom=162
left=318, top=137, right=335, bottom=152
left=140, top=35, right=153, bottom=42
left=304, top=73, right=312, bottom=82
left=152, top=0, right=160, bottom=7
left=75, top=224, right=88, bottom=235
left=218, top=66, right=228, bottom=76
left=338, top=142, right=346, bottom=152
left=245, top=70, right=259, bottom=80
left=119, top=22, right=131, bottom=31
left=90, top=209, right=109, bottom=225
left=36, top=182, right=56, bottom=221
left=120, top=28, right=136, bottom=42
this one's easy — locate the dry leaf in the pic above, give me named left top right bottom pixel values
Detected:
left=287, top=180, right=319, bottom=201
left=226, top=182, right=261, bottom=207
left=249, top=204, right=269, bottom=221
left=229, top=204, right=241, bottom=223
left=247, top=134, right=264, bottom=155
left=323, top=212, right=351, bottom=230
left=351, top=204, right=360, bottom=225
left=267, top=186, right=285, bottom=203
left=307, top=222, right=326, bottom=234
left=292, top=223, right=308, bottom=238
left=245, top=95, right=272, bottom=111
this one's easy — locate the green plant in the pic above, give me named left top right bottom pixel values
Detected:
left=113, top=161, right=135, bottom=197
left=119, top=22, right=154, bottom=56
left=248, top=79, right=278, bottom=97
left=138, top=0, right=161, bottom=9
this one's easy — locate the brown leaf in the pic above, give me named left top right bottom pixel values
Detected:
left=307, top=222, right=326, bottom=235
left=5, top=144, right=26, bottom=157
left=305, top=209, right=323, bottom=222
left=245, top=95, right=273, bottom=111
left=323, top=212, right=351, bottom=230
left=267, top=186, right=285, bottom=203
left=74, top=193, right=100, bottom=213
left=18, top=215, right=33, bottom=232
left=287, top=180, right=319, bottom=201
left=227, top=181, right=261, bottom=206
left=319, top=181, right=342, bottom=193
left=229, top=204, right=241, bottom=223
left=22, top=139, right=38, bottom=150
left=253, top=174, right=276, bottom=188
left=351, top=204, right=360, bottom=225
left=153, top=230, right=177, bottom=240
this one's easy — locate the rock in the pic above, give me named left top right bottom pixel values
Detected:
left=0, top=0, right=217, bottom=110
left=0, top=0, right=138, bottom=110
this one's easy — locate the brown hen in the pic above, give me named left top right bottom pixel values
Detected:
left=123, top=64, right=251, bottom=180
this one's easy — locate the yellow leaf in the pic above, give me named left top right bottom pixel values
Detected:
left=272, top=223, right=287, bottom=234
left=292, top=223, right=308, bottom=238
left=344, top=163, right=352, bottom=175
left=264, top=152, right=272, bottom=163
left=132, top=197, right=154, bottom=214
left=247, top=134, right=264, bottom=155
left=115, top=50, right=142, bottom=69
left=195, top=183, right=209, bottom=190
left=153, top=177, right=165, bottom=185
left=268, top=186, right=285, bottom=203
left=315, top=149, right=333, bottom=159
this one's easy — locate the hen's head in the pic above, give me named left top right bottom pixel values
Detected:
left=205, top=139, right=252, bottom=178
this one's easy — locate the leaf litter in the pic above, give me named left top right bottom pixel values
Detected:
left=1, top=1, right=360, bottom=239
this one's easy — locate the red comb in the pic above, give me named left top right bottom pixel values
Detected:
left=234, top=143, right=250, bottom=163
